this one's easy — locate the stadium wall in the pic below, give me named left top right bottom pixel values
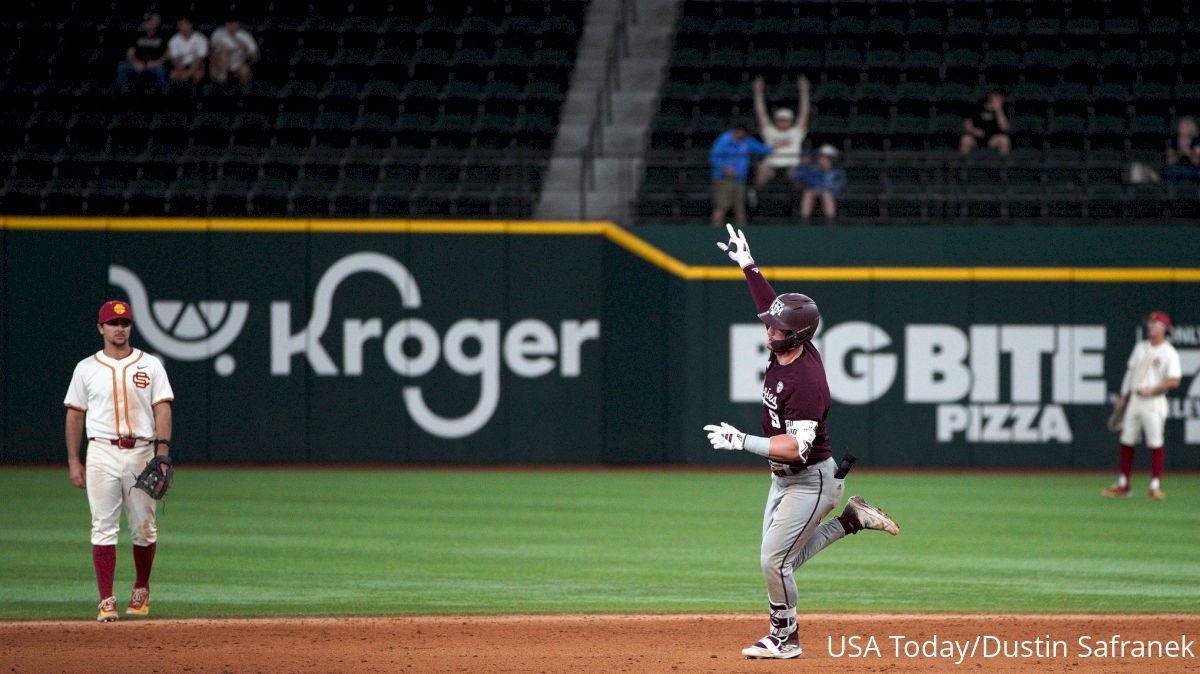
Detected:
left=2, top=218, right=1198, bottom=468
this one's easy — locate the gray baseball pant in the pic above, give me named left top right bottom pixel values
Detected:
left=760, top=457, right=846, bottom=624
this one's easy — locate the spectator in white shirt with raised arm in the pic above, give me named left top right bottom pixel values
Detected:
left=750, top=75, right=810, bottom=206
left=167, top=17, right=207, bottom=83
left=210, top=18, right=258, bottom=86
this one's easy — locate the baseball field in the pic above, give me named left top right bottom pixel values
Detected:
left=1, top=466, right=1198, bottom=672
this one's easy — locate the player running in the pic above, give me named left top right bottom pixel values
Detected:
left=64, top=300, right=174, bottom=621
left=703, top=225, right=899, bottom=660
left=1102, top=310, right=1181, bottom=500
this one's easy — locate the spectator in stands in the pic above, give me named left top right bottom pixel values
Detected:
left=116, top=13, right=168, bottom=90
left=959, top=89, right=1011, bottom=157
left=209, top=18, right=259, bottom=86
left=792, top=145, right=847, bottom=225
left=1165, top=117, right=1200, bottom=183
left=710, top=121, right=774, bottom=226
left=167, top=17, right=208, bottom=84
left=750, top=75, right=810, bottom=204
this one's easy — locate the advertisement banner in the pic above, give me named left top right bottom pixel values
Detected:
left=2, top=220, right=1197, bottom=467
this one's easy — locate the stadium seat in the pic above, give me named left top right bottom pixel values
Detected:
left=318, top=80, right=361, bottom=116
left=352, top=112, right=395, bottom=149
left=191, top=112, right=231, bottom=151
left=313, top=112, right=354, bottom=148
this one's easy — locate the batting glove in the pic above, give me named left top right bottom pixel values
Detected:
left=716, top=223, right=755, bottom=269
left=704, top=422, right=746, bottom=451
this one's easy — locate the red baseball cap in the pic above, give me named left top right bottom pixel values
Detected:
left=97, top=300, right=134, bottom=324
left=1147, top=310, right=1172, bottom=329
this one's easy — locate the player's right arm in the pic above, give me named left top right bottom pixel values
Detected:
left=65, top=409, right=85, bottom=489
left=64, top=362, right=89, bottom=488
left=716, top=223, right=777, bottom=312
left=1115, top=344, right=1142, bottom=410
left=703, top=419, right=815, bottom=462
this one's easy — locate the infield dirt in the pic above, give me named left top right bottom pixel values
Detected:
left=3, top=613, right=1197, bottom=673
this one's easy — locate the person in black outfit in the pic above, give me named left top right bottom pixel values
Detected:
left=959, top=89, right=1011, bottom=156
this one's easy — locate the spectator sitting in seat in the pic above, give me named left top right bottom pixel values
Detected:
left=1165, top=116, right=1200, bottom=183
left=792, top=145, right=847, bottom=225
left=116, top=13, right=168, bottom=90
left=168, top=17, right=208, bottom=84
left=750, top=75, right=810, bottom=205
left=710, top=121, right=774, bottom=226
left=959, top=88, right=1011, bottom=156
left=210, top=18, right=259, bottom=86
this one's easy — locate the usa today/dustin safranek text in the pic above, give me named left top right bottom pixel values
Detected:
left=828, top=634, right=1195, bottom=665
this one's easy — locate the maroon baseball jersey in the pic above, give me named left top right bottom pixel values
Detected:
left=743, top=264, right=833, bottom=467
left=761, top=345, right=833, bottom=465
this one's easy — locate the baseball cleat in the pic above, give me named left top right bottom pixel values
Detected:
left=1148, top=487, right=1165, bottom=500
left=126, top=587, right=150, bottom=616
left=844, top=496, right=899, bottom=536
left=96, top=596, right=118, bottom=623
left=742, top=630, right=802, bottom=659
left=1101, top=484, right=1131, bottom=498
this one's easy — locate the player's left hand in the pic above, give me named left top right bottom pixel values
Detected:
left=704, top=422, right=746, bottom=451
left=716, top=223, right=755, bottom=268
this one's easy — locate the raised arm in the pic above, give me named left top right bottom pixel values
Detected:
left=751, top=76, right=771, bottom=132
left=796, top=75, right=811, bottom=131
left=716, top=224, right=777, bottom=312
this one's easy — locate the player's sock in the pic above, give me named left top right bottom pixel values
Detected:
left=133, top=543, right=156, bottom=590
left=92, top=545, right=116, bottom=599
left=1118, top=444, right=1134, bottom=487
left=768, top=603, right=796, bottom=637
left=1150, top=446, right=1164, bottom=486
left=837, top=512, right=862, bottom=535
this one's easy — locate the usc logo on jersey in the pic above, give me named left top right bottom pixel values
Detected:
left=132, top=371, right=150, bottom=389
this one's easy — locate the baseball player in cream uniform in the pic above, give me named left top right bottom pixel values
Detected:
left=1103, top=311, right=1181, bottom=500
left=65, top=300, right=174, bottom=621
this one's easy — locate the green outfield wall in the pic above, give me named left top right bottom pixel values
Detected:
left=2, top=218, right=1198, bottom=468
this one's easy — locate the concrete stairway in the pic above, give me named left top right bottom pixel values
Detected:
left=534, top=0, right=682, bottom=222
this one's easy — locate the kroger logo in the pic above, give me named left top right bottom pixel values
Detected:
left=110, top=252, right=600, bottom=439
left=109, top=265, right=249, bottom=376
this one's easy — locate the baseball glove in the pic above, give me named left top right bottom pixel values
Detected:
left=133, top=455, right=173, bottom=500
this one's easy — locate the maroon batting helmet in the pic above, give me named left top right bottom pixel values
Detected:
left=758, top=293, right=820, bottom=352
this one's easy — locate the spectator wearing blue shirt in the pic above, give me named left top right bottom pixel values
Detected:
left=710, top=121, right=773, bottom=226
left=792, top=144, right=847, bottom=225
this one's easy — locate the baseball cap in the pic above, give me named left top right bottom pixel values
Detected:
left=1147, top=310, right=1172, bottom=329
left=142, top=12, right=161, bottom=26
left=773, top=107, right=795, bottom=121
left=818, top=144, right=840, bottom=158
left=98, top=300, right=134, bottom=324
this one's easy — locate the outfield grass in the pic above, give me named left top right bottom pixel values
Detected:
left=1, top=467, right=1198, bottom=619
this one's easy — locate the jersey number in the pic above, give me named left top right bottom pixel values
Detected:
left=769, top=410, right=781, bottom=429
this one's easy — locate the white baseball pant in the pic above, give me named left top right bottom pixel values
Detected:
left=1120, top=395, right=1168, bottom=447
left=85, top=439, right=158, bottom=546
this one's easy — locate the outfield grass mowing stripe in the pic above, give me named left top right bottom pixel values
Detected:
left=1, top=468, right=1197, bottom=619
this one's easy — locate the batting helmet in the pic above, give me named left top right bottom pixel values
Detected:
left=758, top=293, right=820, bottom=352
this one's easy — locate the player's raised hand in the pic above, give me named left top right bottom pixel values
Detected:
left=716, top=223, right=755, bottom=269
left=704, top=422, right=747, bottom=451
